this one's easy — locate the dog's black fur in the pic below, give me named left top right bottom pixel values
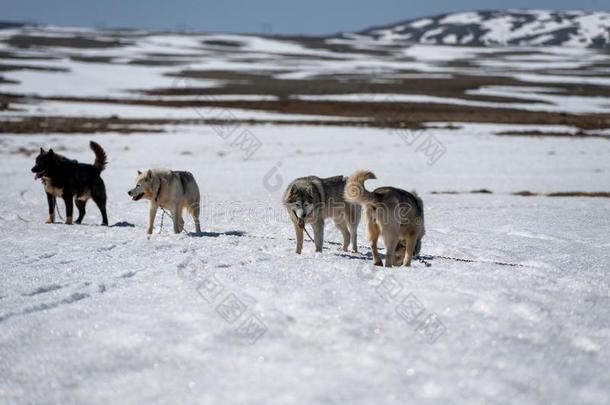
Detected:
left=31, top=141, right=109, bottom=225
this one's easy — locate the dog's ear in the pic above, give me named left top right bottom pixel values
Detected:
left=137, top=170, right=142, bottom=175
left=146, top=169, right=152, bottom=179
left=48, top=148, right=54, bottom=156
left=40, top=147, right=45, bottom=153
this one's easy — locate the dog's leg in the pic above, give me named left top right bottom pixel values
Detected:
left=333, top=219, right=350, bottom=252
left=414, top=237, right=422, bottom=257
left=348, top=224, right=358, bottom=253
left=293, top=222, right=304, bottom=254
left=347, top=218, right=358, bottom=253
left=45, top=192, right=55, bottom=224
left=171, top=204, right=182, bottom=234
left=91, top=187, right=108, bottom=226
left=382, top=231, right=399, bottom=268
left=365, top=208, right=382, bottom=265
left=75, top=199, right=87, bottom=224
left=369, top=224, right=382, bottom=266
left=175, top=204, right=184, bottom=233
left=402, top=233, right=417, bottom=267
left=147, top=202, right=158, bottom=234
left=348, top=204, right=361, bottom=253
left=189, top=201, right=201, bottom=233
left=313, top=219, right=324, bottom=252
left=63, top=194, right=73, bottom=225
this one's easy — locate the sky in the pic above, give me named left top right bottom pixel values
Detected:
left=1, top=0, right=608, bottom=35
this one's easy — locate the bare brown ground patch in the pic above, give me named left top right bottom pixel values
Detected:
left=4, top=34, right=131, bottom=49
left=0, top=115, right=372, bottom=134
left=161, top=69, right=610, bottom=99
left=0, top=117, right=163, bottom=134
left=5, top=88, right=610, bottom=128
left=431, top=189, right=493, bottom=195
left=69, top=56, right=115, bottom=64
left=0, top=64, right=68, bottom=73
left=514, top=191, right=610, bottom=198
left=496, top=131, right=610, bottom=139
left=0, top=76, right=18, bottom=85
left=0, top=51, right=58, bottom=61
left=433, top=190, right=610, bottom=198
left=157, top=71, right=559, bottom=103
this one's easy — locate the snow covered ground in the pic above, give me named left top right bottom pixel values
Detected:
left=1, top=125, right=609, bottom=404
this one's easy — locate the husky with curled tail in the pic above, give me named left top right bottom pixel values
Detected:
left=282, top=175, right=361, bottom=254
left=345, top=170, right=425, bottom=267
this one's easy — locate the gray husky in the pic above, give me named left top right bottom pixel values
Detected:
left=128, top=168, right=202, bottom=234
left=283, top=175, right=361, bottom=254
left=345, top=170, right=425, bottom=267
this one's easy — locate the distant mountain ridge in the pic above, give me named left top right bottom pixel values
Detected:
left=0, top=21, right=28, bottom=29
left=1, top=10, right=609, bottom=48
left=343, top=10, right=610, bottom=47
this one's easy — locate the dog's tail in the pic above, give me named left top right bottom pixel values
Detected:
left=412, top=190, right=424, bottom=215
left=412, top=190, right=425, bottom=256
left=345, top=170, right=377, bottom=205
left=90, top=141, right=107, bottom=171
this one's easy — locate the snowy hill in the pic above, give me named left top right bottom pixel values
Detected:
left=346, top=10, right=610, bottom=47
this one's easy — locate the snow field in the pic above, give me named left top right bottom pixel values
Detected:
left=1, top=125, right=609, bottom=404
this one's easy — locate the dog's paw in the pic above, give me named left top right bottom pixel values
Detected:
left=374, top=260, right=383, bottom=266
left=45, top=219, right=54, bottom=224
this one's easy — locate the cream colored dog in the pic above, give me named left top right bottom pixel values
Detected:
left=345, top=170, right=425, bottom=267
left=128, top=169, right=202, bottom=234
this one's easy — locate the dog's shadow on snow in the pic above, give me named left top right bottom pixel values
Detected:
left=188, top=230, right=247, bottom=238
left=336, top=251, right=433, bottom=265
left=111, top=221, right=135, bottom=228
left=336, top=251, right=382, bottom=261
left=55, top=221, right=135, bottom=227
